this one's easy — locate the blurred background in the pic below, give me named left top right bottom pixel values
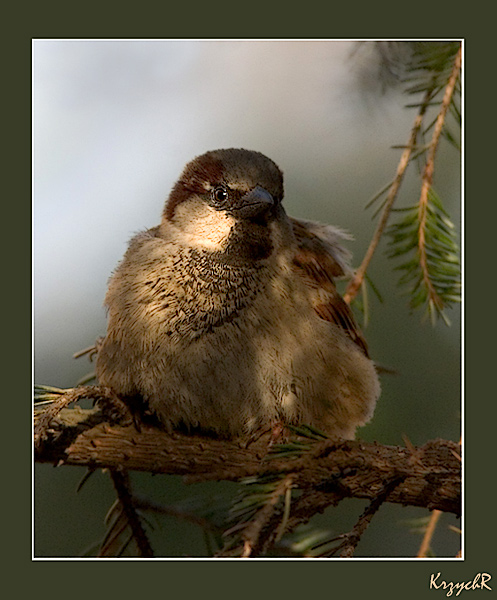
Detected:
left=33, top=40, right=461, bottom=558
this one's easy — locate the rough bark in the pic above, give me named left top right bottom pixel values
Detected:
left=34, top=406, right=461, bottom=516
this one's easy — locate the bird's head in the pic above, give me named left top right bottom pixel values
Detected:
left=162, top=149, right=286, bottom=260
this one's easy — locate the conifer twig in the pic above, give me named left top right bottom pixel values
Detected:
left=34, top=385, right=131, bottom=448
left=133, top=497, right=221, bottom=534
left=344, top=88, right=432, bottom=304
left=345, top=44, right=461, bottom=305
left=417, top=509, right=442, bottom=558
left=240, top=475, right=294, bottom=557
left=417, top=47, right=462, bottom=313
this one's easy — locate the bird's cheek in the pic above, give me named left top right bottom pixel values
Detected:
left=174, top=201, right=236, bottom=251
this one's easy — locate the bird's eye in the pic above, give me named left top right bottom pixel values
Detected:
left=213, top=185, right=229, bottom=204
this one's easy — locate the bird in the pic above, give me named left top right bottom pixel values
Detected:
left=95, top=148, right=380, bottom=439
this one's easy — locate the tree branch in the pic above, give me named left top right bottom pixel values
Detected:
left=34, top=404, right=461, bottom=516
left=334, top=475, right=404, bottom=557
left=107, top=470, right=154, bottom=558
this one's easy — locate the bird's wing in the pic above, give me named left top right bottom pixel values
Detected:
left=290, top=217, right=369, bottom=357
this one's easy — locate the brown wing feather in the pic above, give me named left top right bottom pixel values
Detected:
left=290, top=218, right=369, bottom=357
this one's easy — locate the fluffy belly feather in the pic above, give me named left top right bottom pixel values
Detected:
left=142, top=292, right=379, bottom=439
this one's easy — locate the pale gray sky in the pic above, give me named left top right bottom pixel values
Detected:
left=33, top=40, right=456, bottom=386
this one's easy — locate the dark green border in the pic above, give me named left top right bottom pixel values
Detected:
left=15, top=6, right=493, bottom=599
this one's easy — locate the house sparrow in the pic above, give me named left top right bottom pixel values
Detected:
left=96, top=148, right=380, bottom=439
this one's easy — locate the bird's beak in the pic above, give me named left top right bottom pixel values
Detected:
left=230, top=185, right=275, bottom=219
